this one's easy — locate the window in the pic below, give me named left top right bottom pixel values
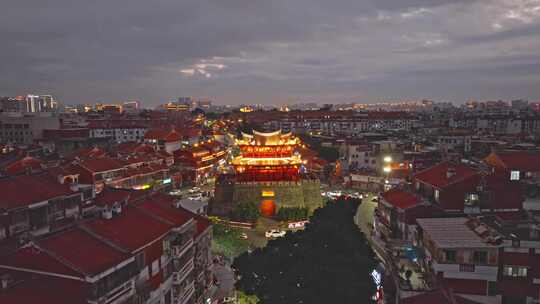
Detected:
left=510, top=170, right=520, bottom=181
left=503, top=266, right=527, bottom=277
left=473, top=251, right=488, bottom=264
left=444, top=250, right=456, bottom=263
left=459, top=264, right=475, bottom=272
left=465, top=193, right=479, bottom=206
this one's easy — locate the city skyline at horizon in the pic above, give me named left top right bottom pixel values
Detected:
left=2, top=0, right=540, bottom=106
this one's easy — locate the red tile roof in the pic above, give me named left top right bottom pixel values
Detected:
left=484, top=174, right=523, bottom=210
left=195, top=215, right=212, bottom=237
left=0, top=246, right=82, bottom=278
left=0, top=173, right=76, bottom=211
left=38, top=228, right=131, bottom=276
left=77, top=157, right=124, bottom=173
left=0, top=271, right=88, bottom=304
left=94, top=188, right=131, bottom=207
left=5, top=156, right=43, bottom=175
left=144, top=129, right=168, bottom=140
left=381, top=189, right=420, bottom=210
left=67, top=146, right=106, bottom=160
left=82, top=207, right=172, bottom=252
left=135, top=193, right=193, bottom=227
left=487, top=151, right=540, bottom=171
left=164, top=129, right=182, bottom=142
left=414, top=161, right=478, bottom=189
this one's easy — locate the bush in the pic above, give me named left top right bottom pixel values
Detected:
left=231, top=202, right=260, bottom=222
left=276, top=207, right=309, bottom=221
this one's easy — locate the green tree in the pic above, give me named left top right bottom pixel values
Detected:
left=231, top=201, right=261, bottom=222
left=233, top=199, right=378, bottom=304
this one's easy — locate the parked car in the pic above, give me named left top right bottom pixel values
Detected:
left=168, top=189, right=182, bottom=196
left=189, top=187, right=201, bottom=193
left=265, top=229, right=286, bottom=238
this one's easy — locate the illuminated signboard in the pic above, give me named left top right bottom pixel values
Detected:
left=163, top=178, right=172, bottom=184
left=261, top=190, right=275, bottom=197
left=371, top=269, right=382, bottom=288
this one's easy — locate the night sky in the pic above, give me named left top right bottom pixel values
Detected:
left=2, top=0, right=540, bottom=105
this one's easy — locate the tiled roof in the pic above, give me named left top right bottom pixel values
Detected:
left=93, top=187, right=131, bottom=207
left=414, top=161, right=478, bottom=189
left=0, top=173, right=76, bottom=211
left=82, top=207, right=172, bottom=252
left=0, top=271, right=88, bottom=304
left=0, top=246, right=82, bottom=278
left=144, top=129, right=168, bottom=140
left=195, top=215, right=212, bottom=237
left=135, top=193, right=193, bottom=227
left=487, top=151, right=540, bottom=171
left=5, top=156, right=43, bottom=175
left=77, top=157, right=124, bottom=173
left=67, top=146, right=106, bottom=160
left=381, top=189, right=420, bottom=210
left=38, top=228, right=131, bottom=276
left=164, top=129, right=182, bottom=142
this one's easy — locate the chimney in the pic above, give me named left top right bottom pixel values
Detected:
left=446, top=167, right=456, bottom=179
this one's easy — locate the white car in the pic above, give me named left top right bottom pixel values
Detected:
left=189, top=187, right=201, bottom=193
left=265, top=229, right=286, bottom=238
left=168, top=189, right=182, bottom=196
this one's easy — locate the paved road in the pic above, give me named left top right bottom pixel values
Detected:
left=213, top=263, right=235, bottom=300
left=355, top=193, right=378, bottom=236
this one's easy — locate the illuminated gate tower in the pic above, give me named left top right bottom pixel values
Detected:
left=220, top=130, right=322, bottom=217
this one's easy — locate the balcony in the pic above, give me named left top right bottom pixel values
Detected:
left=174, top=282, right=195, bottom=304
left=173, top=238, right=194, bottom=258
left=89, top=279, right=135, bottom=304
left=174, top=259, right=195, bottom=285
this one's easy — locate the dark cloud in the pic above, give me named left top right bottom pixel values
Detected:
left=1, top=0, right=539, bottom=105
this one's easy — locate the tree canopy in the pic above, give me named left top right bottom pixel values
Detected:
left=233, top=199, right=378, bottom=304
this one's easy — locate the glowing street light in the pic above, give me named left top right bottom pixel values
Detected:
left=383, top=166, right=391, bottom=173
left=383, top=156, right=392, bottom=163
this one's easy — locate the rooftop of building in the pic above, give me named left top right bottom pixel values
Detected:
left=0, top=172, right=76, bottom=211
left=381, top=189, right=422, bottom=210
left=414, top=161, right=478, bottom=189
left=417, top=217, right=503, bottom=248
left=0, top=271, right=88, bottom=304
left=81, top=206, right=172, bottom=253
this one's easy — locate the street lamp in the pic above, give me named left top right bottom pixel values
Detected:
left=383, top=166, right=391, bottom=173
left=383, top=156, right=392, bottom=163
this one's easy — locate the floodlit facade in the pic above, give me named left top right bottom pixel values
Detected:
left=213, top=130, right=322, bottom=217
